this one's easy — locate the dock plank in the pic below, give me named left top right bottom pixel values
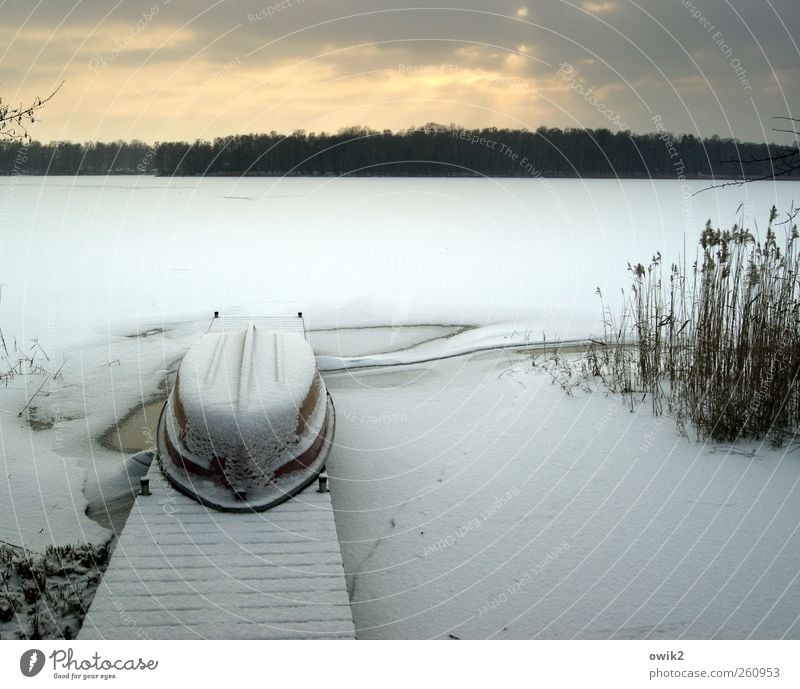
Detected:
left=80, top=465, right=354, bottom=639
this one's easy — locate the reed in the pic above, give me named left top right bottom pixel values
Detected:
left=592, top=206, right=800, bottom=444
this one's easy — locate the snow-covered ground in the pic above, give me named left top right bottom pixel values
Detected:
left=325, top=346, right=800, bottom=639
left=0, top=320, right=194, bottom=551
left=1, top=176, right=798, bottom=638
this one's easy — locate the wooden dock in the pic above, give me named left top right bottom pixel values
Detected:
left=80, top=463, right=355, bottom=640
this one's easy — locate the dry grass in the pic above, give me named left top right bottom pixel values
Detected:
left=0, top=543, right=110, bottom=639
left=588, top=206, right=800, bottom=444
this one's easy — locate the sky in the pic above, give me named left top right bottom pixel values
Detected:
left=1, top=0, right=798, bottom=143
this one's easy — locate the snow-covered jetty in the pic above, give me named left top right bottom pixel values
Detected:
left=81, top=319, right=353, bottom=639
left=80, top=465, right=354, bottom=639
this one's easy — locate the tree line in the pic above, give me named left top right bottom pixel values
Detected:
left=0, top=123, right=793, bottom=179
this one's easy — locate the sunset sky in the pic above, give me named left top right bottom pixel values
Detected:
left=2, top=0, right=798, bottom=144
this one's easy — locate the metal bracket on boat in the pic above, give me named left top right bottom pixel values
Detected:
left=140, top=477, right=150, bottom=496
left=317, top=473, right=329, bottom=493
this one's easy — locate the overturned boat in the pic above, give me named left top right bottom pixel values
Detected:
left=157, top=323, right=334, bottom=511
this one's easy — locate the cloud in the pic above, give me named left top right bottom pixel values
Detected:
left=0, top=0, right=797, bottom=143
left=581, top=2, right=619, bottom=14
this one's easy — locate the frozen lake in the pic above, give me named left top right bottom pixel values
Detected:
left=2, top=175, right=799, bottom=639
left=0, top=176, right=795, bottom=348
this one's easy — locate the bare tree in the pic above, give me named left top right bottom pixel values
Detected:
left=0, top=82, right=63, bottom=141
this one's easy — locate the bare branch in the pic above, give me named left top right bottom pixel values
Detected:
left=718, top=146, right=799, bottom=166
left=0, top=82, right=63, bottom=141
left=696, top=117, right=800, bottom=194
left=694, top=164, right=799, bottom=195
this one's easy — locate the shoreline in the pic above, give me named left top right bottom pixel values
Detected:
left=3, top=172, right=799, bottom=180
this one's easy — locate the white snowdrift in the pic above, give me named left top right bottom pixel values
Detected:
left=317, top=322, right=591, bottom=371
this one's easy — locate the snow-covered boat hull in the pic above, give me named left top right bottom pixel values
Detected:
left=156, top=326, right=335, bottom=511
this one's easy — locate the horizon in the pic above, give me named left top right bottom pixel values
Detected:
left=5, top=122, right=791, bottom=148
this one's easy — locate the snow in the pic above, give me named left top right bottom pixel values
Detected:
left=0, top=319, right=201, bottom=550
left=325, top=347, right=800, bottom=639
left=161, top=326, right=333, bottom=506
left=175, top=327, right=315, bottom=462
left=0, top=412, right=111, bottom=551
left=2, top=176, right=799, bottom=638
left=317, top=322, right=589, bottom=370
left=1, top=176, right=794, bottom=350
left=80, top=464, right=354, bottom=640
left=0, top=541, right=110, bottom=640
